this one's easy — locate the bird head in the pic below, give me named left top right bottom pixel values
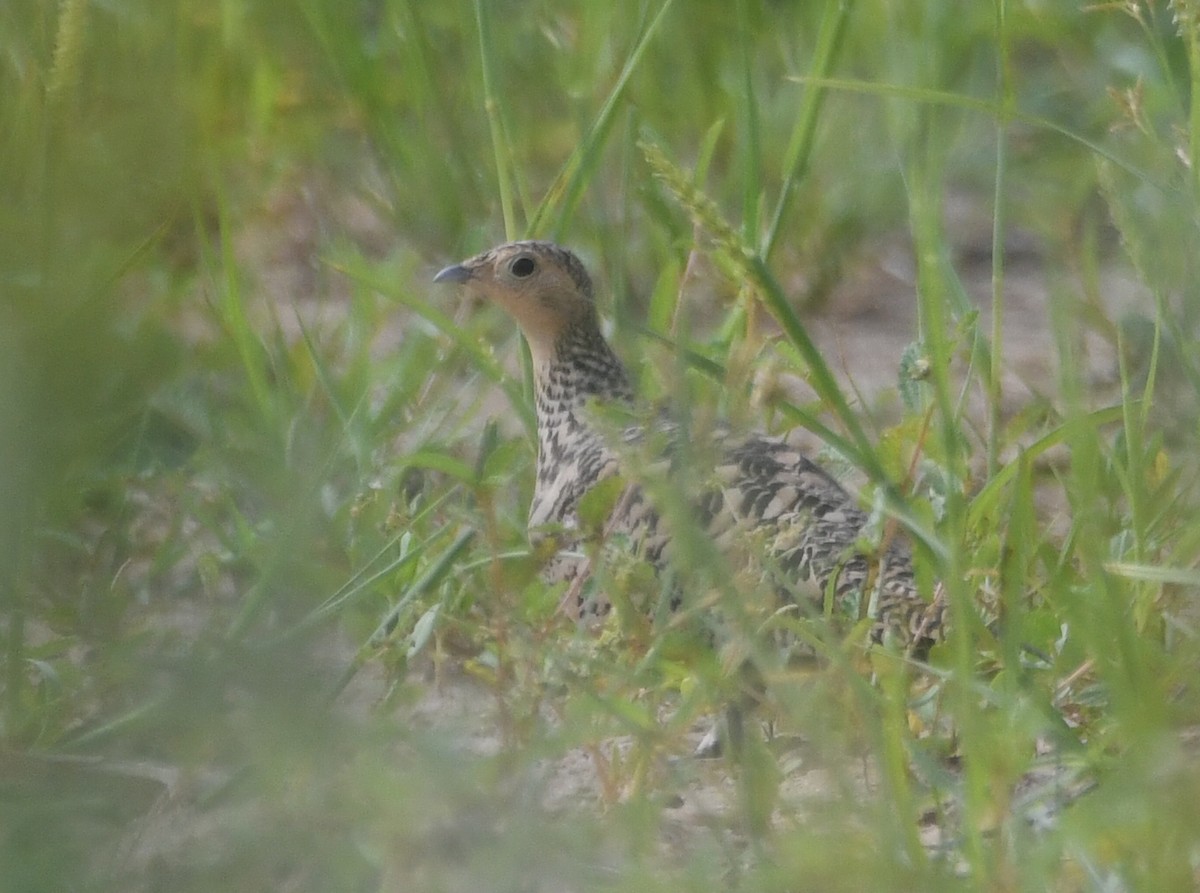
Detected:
left=434, top=241, right=598, bottom=363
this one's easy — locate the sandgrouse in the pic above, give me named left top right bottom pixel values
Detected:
left=435, top=240, right=943, bottom=653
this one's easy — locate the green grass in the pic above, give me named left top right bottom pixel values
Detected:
left=3, top=0, right=1200, bottom=890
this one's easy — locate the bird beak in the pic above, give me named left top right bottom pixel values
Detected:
left=433, top=263, right=473, bottom=284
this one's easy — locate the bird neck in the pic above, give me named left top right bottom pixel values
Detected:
left=528, top=320, right=632, bottom=526
left=533, top=319, right=633, bottom=416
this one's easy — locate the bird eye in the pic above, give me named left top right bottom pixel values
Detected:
left=510, top=255, right=536, bottom=278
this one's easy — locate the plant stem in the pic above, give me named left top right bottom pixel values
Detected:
left=988, top=0, right=1011, bottom=478
left=474, top=0, right=517, bottom=238
left=762, top=0, right=853, bottom=262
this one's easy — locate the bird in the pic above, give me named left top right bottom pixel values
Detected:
left=434, top=240, right=944, bottom=654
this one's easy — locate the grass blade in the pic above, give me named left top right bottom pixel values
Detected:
left=528, top=0, right=677, bottom=237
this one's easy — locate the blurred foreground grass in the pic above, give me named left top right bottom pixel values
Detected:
left=3, top=1, right=1200, bottom=890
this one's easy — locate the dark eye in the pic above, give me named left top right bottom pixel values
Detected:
left=510, top=255, right=536, bottom=278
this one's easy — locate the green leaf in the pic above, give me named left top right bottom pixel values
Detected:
left=577, top=475, right=629, bottom=534
left=898, top=341, right=931, bottom=414
left=408, top=605, right=441, bottom=659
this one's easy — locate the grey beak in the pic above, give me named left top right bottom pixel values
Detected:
left=433, top=263, right=472, bottom=284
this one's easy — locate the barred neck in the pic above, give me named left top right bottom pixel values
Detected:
left=534, top=318, right=633, bottom=415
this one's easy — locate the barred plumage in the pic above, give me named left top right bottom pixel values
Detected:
left=435, top=240, right=943, bottom=651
